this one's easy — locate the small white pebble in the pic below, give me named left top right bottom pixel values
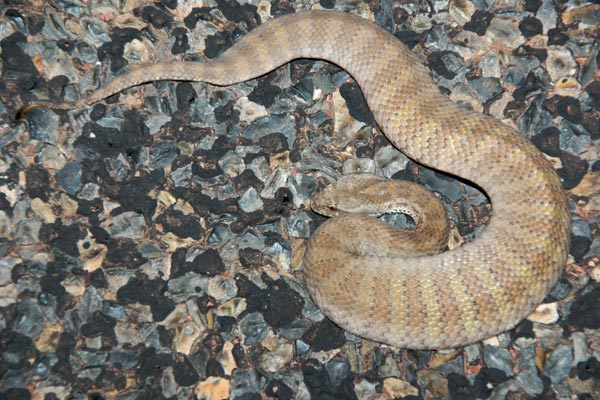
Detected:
left=527, top=302, right=559, bottom=324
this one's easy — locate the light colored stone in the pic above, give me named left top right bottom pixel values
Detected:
left=194, top=377, right=230, bottom=399
left=383, top=377, right=419, bottom=399
left=528, top=302, right=559, bottom=324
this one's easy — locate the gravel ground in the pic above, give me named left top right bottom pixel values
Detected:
left=0, top=0, right=599, bottom=399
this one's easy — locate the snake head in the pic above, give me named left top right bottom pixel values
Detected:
left=310, top=173, right=389, bottom=217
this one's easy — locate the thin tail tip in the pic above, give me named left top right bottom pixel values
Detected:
left=14, top=104, right=38, bottom=123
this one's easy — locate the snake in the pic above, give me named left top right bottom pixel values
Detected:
left=16, top=10, right=571, bottom=349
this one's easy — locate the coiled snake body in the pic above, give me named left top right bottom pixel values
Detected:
left=17, top=11, right=571, bottom=349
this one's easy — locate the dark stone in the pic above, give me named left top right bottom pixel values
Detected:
left=292, top=76, right=314, bottom=102
left=52, top=333, right=75, bottom=380
left=373, top=134, right=392, bottom=149
left=47, top=75, right=69, bottom=101
left=183, top=7, right=213, bottom=30
left=472, top=367, right=508, bottom=398
left=89, top=103, right=106, bottom=120
left=215, top=0, right=260, bottom=27
left=232, top=169, right=264, bottom=193
left=239, top=247, right=267, bottom=269
left=173, top=356, right=200, bottom=386
left=202, top=332, right=225, bottom=356
left=545, top=276, right=573, bottom=302
left=0, top=388, right=32, bottom=400
left=531, top=127, right=561, bottom=157
left=171, top=28, right=190, bottom=54
left=302, top=358, right=357, bottom=400
left=289, top=60, right=314, bottom=83
left=524, top=0, right=543, bottom=11
left=258, top=132, right=289, bottom=154
left=25, top=164, right=51, bottom=201
left=586, top=80, right=600, bottom=103
left=106, top=239, right=148, bottom=270
left=0, top=192, right=10, bottom=214
left=137, top=347, right=173, bottom=379
left=576, top=357, right=600, bottom=381
left=356, top=145, right=374, bottom=158
left=513, top=72, right=547, bottom=101
left=557, top=151, right=588, bottom=190
left=249, top=74, right=282, bottom=108
left=191, top=165, right=223, bottom=180
left=189, top=248, right=226, bottom=276
left=339, top=81, right=374, bottom=125
left=90, top=269, right=108, bottom=289
left=156, top=208, right=204, bottom=240
left=447, top=372, right=474, bottom=400
left=202, top=134, right=235, bottom=162
left=518, top=16, right=543, bottom=38
left=78, top=109, right=152, bottom=157
left=206, top=358, right=225, bottom=377
left=186, top=188, right=238, bottom=215
left=230, top=211, right=269, bottom=234
left=11, top=263, right=27, bottom=282
left=302, top=318, right=346, bottom=352
left=95, top=368, right=126, bottom=391
left=548, top=28, right=569, bottom=45
left=1, top=32, right=38, bottom=77
left=570, top=234, right=591, bottom=261
left=543, top=95, right=583, bottom=124
left=204, top=31, right=235, bottom=59
left=217, top=316, right=236, bottom=333
left=230, top=342, right=249, bottom=370
left=157, top=325, right=174, bottom=348
left=97, top=27, right=143, bottom=73
left=161, top=0, right=178, bottom=9
left=80, top=312, right=116, bottom=338
left=214, top=99, right=240, bottom=124
left=116, top=277, right=175, bottom=321
left=394, top=30, right=422, bottom=48
left=235, top=273, right=304, bottom=329
left=510, top=319, right=535, bottom=340
left=567, top=288, right=600, bottom=329
left=169, top=246, right=188, bottom=277
left=265, top=379, right=294, bottom=400
left=76, top=198, right=103, bottom=224
left=39, top=220, right=86, bottom=257
left=274, top=187, right=293, bottom=207
left=427, top=51, right=462, bottom=80
left=512, top=45, right=547, bottom=62
left=319, top=0, right=335, bottom=9
left=141, top=6, right=173, bottom=29
left=583, top=110, right=599, bottom=140
left=464, top=10, right=493, bottom=35
left=504, top=99, right=527, bottom=120
left=175, top=82, right=197, bottom=112
left=197, top=294, right=218, bottom=313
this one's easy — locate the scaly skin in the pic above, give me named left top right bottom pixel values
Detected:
left=16, top=11, right=571, bottom=349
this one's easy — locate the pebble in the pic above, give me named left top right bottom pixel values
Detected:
left=483, top=345, right=514, bottom=377
left=545, top=343, right=574, bottom=384
left=383, top=377, right=419, bottom=398
left=513, top=338, right=544, bottom=395
left=238, top=186, right=264, bottom=213
left=239, top=312, right=268, bottom=345
left=527, top=302, right=559, bottom=324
